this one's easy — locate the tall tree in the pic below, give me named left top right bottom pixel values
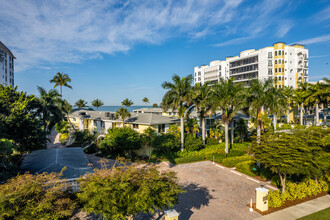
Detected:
left=152, top=103, right=158, bottom=108
left=91, top=99, right=104, bottom=110
left=161, top=74, right=193, bottom=151
left=282, top=86, right=294, bottom=124
left=142, top=97, right=149, bottom=106
left=122, top=98, right=134, bottom=110
left=49, top=72, right=72, bottom=98
left=246, top=79, right=273, bottom=140
left=75, top=99, right=88, bottom=109
left=266, top=87, right=286, bottom=130
left=211, top=78, right=245, bottom=154
left=192, top=82, right=212, bottom=145
left=36, top=87, right=64, bottom=132
left=141, top=127, right=157, bottom=159
left=115, top=107, right=131, bottom=127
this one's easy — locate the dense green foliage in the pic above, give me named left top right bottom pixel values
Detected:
left=152, top=133, right=180, bottom=159
left=0, top=139, right=20, bottom=182
left=235, top=160, right=258, bottom=177
left=0, top=172, right=77, bottom=219
left=268, top=180, right=329, bottom=208
left=100, top=127, right=141, bottom=158
left=69, top=130, right=96, bottom=147
left=251, top=127, right=329, bottom=193
left=77, top=165, right=184, bottom=219
left=185, top=134, right=203, bottom=151
left=91, top=99, right=104, bottom=110
left=222, top=155, right=252, bottom=167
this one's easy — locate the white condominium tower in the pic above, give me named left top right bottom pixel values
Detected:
left=194, top=42, right=308, bottom=89
left=0, top=41, right=15, bottom=86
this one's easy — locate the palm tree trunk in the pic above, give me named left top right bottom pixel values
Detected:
left=315, top=101, right=319, bottom=126
left=230, top=120, right=234, bottom=145
left=202, top=116, right=205, bottom=145
left=287, top=107, right=290, bottom=124
left=323, top=104, right=327, bottom=126
left=180, top=115, right=184, bottom=151
left=300, top=103, right=304, bottom=126
left=256, top=110, right=261, bottom=143
left=225, top=121, right=229, bottom=154
left=274, top=114, right=277, bottom=131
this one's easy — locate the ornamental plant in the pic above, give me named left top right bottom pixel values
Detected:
left=77, top=163, right=184, bottom=220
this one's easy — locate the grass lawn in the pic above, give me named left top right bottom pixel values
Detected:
left=297, top=207, right=330, bottom=220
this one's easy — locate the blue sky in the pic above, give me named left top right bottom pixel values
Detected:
left=0, top=0, right=329, bottom=105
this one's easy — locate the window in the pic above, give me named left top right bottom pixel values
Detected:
left=198, top=77, right=201, bottom=81
left=268, top=69, right=272, bottom=75
left=279, top=85, right=281, bottom=88
left=285, top=61, right=287, bottom=63
left=275, top=51, right=277, bottom=56
left=268, top=52, right=272, bottom=58
left=198, top=72, right=201, bottom=76
left=279, top=59, right=281, bottom=64
left=290, top=61, right=292, bottom=64
left=158, top=124, right=165, bottom=133
left=279, top=51, right=281, bottom=56
left=275, top=60, right=277, bottom=64
left=275, top=68, right=277, bottom=73
left=279, top=68, right=281, bottom=72
left=282, top=68, right=284, bottom=72
left=72, top=117, right=76, bottom=122
left=268, top=60, right=272, bottom=66
left=133, top=124, right=139, bottom=129
left=275, top=85, right=277, bottom=88
left=279, top=76, right=281, bottom=81
left=285, top=52, right=287, bottom=55
left=195, top=73, right=196, bottom=76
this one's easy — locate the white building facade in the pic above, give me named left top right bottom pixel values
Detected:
left=194, top=42, right=308, bottom=89
left=0, top=41, right=15, bottom=86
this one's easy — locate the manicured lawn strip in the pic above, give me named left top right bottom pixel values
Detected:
left=297, top=207, right=330, bottom=220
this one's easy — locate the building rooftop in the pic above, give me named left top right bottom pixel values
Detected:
left=0, top=41, right=15, bottom=58
left=20, top=147, right=93, bottom=179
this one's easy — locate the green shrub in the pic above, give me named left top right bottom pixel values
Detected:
left=83, top=143, right=99, bottom=154
left=99, top=127, right=141, bottom=158
left=206, top=137, right=218, bottom=145
left=55, top=121, right=70, bottom=134
left=174, top=155, right=205, bottom=164
left=294, top=124, right=306, bottom=129
left=222, top=155, right=252, bottom=167
left=268, top=190, right=285, bottom=208
left=0, top=173, right=77, bottom=219
left=205, top=153, right=226, bottom=163
left=185, top=134, right=203, bottom=151
left=236, top=160, right=258, bottom=177
left=271, top=175, right=281, bottom=188
left=281, top=124, right=292, bottom=129
left=59, top=133, right=69, bottom=144
left=69, top=130, right=96, bottom=148
left=152, top=133, right=180, bottom=158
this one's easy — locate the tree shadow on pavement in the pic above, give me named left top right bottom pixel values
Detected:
left=134, top=183, right=213, bottom=220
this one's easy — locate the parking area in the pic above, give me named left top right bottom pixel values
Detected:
left=164, top=161, right=273, bottom=220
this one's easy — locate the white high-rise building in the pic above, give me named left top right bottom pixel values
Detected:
left=194, top=42, right=308, bottom=89
left=0, top=41, right=15, bottom=87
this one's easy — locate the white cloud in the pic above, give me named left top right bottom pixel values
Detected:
left=0, top=0, right=244, bottom=71
left=313, top=6, right=330, bottom=23
left=214, top=36, right=254, bottom=47
left=295, top=34, right=330, bottom=45
left=277, top=24, right=293, bottom=38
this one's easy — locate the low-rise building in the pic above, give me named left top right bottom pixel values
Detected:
left=68, top=109, right=179, bottom=135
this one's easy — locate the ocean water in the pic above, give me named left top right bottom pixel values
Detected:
left=90, top=106, right=153, bottom=112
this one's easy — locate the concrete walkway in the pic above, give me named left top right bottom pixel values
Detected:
left=255, top=195, right=330, bottom=220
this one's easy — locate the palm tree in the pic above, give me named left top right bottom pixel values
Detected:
left=60, top=99, right=76, bottom=131
left=142, top=97, right=149, bottom=106
left=50, top=72, right=72, bottom=98
left=246, top=78, right=273, bottom=140
left=91, top=99, right=104, bottom=110
left=282, top=86, right=294, bottom=124
left=75, top=99, right=88, bottom=108
left=115, top=107, right=131, bottom=127
left=311, top=78, right=330, bottom=125
left=122, top=98, right=134, bottom=110
left=36, top=87, right=64, bottom=132
left=293, top=82, right=310, bottom=125
left=152, top=103, right=158, bottom=108
left=266, top=87, right=286, bottom=130
left=211, top=78, right=245, bottom=154
left=191, top=82, right=212, bottom=145
left=141, top=127, right=157, bottom=159
left=162, top=74, right=193, bottom=151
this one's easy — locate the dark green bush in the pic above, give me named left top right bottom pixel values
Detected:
left=271, top=175, right=281, bottom=188
left=152, top=133, right=180, bottom=159
left=235, top=160, right=258, bottom=177
left=259, top=166, right=274, bottom=180
left=99, top=127, right=141, bottom=158
left=281, top=124, right=292, bottom=129
left=294, top=124, right=306, bottom=129
left=68, top=130, right=96, bottom=148
left=222, top=155, right=252, bottom=167
left=174, top=155, right=205, bottom=164
left=83, top=143, right=99, bottom=154
left=185, top=134, right=203, bottom=151
left=206, top=137, right=218, bottom=145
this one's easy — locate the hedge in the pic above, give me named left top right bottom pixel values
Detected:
left=174, top=155, right=205, bottom=164
left=268, top=180, right=329, bottom=208
left=235, top=160, right=258, bottom=177
left=222, top=155, right=252, bottom=167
